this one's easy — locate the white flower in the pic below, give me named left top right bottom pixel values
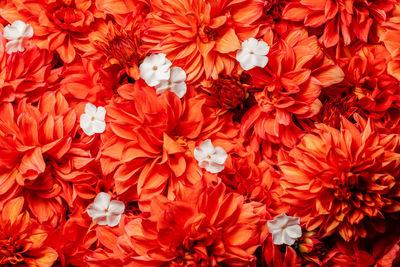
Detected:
left=87, top=192, right=125, bottom=227
left=267, top=213, right=302, bottom=246
left=3, top=20, right=34, bottom=54
left=194, top=139, right=227, bottom=174
left=236, top=38, right=270, bottom=71
left=155, top=66, right=187, bottom=98
left=139, top=53, right=172, bottom=87
left=80, top=103, right=106, bottom=136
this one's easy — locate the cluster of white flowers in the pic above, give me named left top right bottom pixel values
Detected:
left=139, top=53, right=187, bottom=98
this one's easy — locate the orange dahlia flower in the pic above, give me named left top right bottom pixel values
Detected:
left=279, top=117, right=400, bottom=241
left=119, top=183, right=267, bottom=266
left=0, top=197, right=58, bottom=266
left=320, top=45, right=400, bottom=127
left=1, top=0, right=101, bottom=63
left=100, top=82, right=240, bottom=210
left=0, top=39, right=54, bottom=103
left=86, top=20, right=144, bottom=81
left=0, top=92, right=96, bottom=226
left=282, top=0, right=396, bottom=47
left=242, top=28, right=344, bottom=147
left=142, top=0, right=267, bottom=82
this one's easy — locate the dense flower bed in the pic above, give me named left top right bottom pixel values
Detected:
left=0, top=0, right=399, bottom=266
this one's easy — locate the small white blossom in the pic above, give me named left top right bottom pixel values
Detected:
left=236, top=38, right=270, bottom=71
left=194, top=139, right=227, bottom=173
left=87, top=192, right=125, bottom=227
left=80, top=103, right=106, bottom=136
left=155, top=66, right=187, bottom=98
left=139, top=53, right=172, bottom=87
left=3, top=20, right=34, bottom=54
left=267, top=213, right=302, bottom=246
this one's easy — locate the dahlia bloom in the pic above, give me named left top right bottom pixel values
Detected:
left=242, top=28, right=344, bottom=147
left=142, top=0, right=267, bottom=82
left=282, top=0, right=396, bottom=47
left=0, top=38, right=55, bottom=103
left=0, top=197, right=58, bottom=266
left=119, top=183, right=267, bottom=266
left=0, top=92, right=96, bottom=226
left=1, top=0, right=100, bottom=63
left=100, top=82, right=240, bottom=210
left=279, top=117, right=400, bottom=241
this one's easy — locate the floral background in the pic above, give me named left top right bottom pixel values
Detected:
left=0, top=0, right=399, bottom=266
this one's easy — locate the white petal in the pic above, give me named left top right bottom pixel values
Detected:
left=142, top=72, right=159, bottom=87
left=254, top=40, right=270, bottom=55
left=238, top=53, right=255, bottom=71
left=211, top=146, right=227, bottom=165
left=199, top=139, right=215, bottom=155
left=205, top=162, right=224, bottom=173
left=155, top=80, right=170, bottom=91
left=24, top=24, right=34, bottom=38
left=282, top=232, right=296, bottom=245
left=80, top=114, right=92, bottom=131
left=149, top=53, right=163, bottom=65
left=287, top=216, right=300, bottom=226
left=170, top=67, right=186, bottom=82
left=198, top=160, right=209, bottom=169
left=94, top=214, right=108, bottom=226
left=95, top=106, right=106, bottom=121
left=86, top=204, right=102, bottom=218
left=108, top=200, right=125, bottom=215
left=236, top=49, right=250, bottom=65
left=92, top=192, right=111, bottom=211
left=82, top=123, right=95, bottom=136
left=84, top=103, right=97, bottom=117
left=267, top=213, right=289, bottom=231
left=92, top=120, right=106, bottom=134
left=107, top=213, right=122, bottom=227
left=4, top=20, right=25, bottom=40
left=5, top=40, right=21, bottom=54
left=243, top=38, right=258, bottom=51
left=271, top=230, right=284, bottom=245
left=253, top=55, right=269, bottom=69
left=170, top=82, right=187, bottom=98
left=155, top=69, right=171, bottom=81
left=285, top=225, right=302, bottom=239
left=194, top=147, right=208, bottom=162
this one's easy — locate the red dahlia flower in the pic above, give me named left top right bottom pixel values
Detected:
left=119, top=183, right=267, bottom=266
left=1, top=0, right=101, bottom=63
left=279, top=117, right=400, bottom=241
left=142, top=0, right=267, bottom=82
left=0, top=197, right=58, bottom=266
left=0, top=92, right=96, bottom=226
left=0, top=40, right=55, bottom=103
left=100, top=82, right=240, bottom=211
left=282, top=0, right=396, bottom=47
left=242, top=28, right=344, bottom=147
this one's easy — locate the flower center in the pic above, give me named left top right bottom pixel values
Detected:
left=250, top=51, right=254, bottom=55
left=153, top=66, right=158, bottom=71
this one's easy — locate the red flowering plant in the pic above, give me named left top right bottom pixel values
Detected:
left=0, top=0, right=400, bottom=266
